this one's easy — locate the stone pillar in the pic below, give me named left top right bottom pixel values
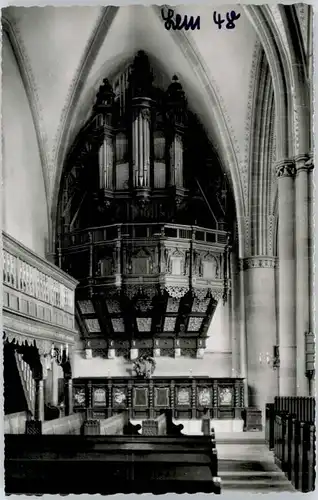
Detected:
left=295, top=155, right=314, bottom=395
left=276, top=161, right=296, bottom=396
left=238, top=263, right=248, bottom=406
left=243, top=258, right=278, bottom=423
left=230, top=253, right=240, bottom=377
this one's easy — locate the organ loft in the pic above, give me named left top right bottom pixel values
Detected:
left=3, top=5, right=315, bottom=493
left=58, top=51, right=233, bottom=367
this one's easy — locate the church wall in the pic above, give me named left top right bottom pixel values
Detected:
left=72, top=300, right=232, bottom=378
left=2, top=33, right=48, bottom=257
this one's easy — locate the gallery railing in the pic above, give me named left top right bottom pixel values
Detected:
left=60, top=223, right=228, bottom=250
left=72, top=376, right=245, bottom=421
left=265, top=397, right=316, bottom=493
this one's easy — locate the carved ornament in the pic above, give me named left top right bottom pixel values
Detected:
left=165, top=285, right=189, bottom=298
left=241, top=257, right=277, bottom=270
left=295, top=154, right=314, bottom=173
left=276, top=161, right=295, bottom=178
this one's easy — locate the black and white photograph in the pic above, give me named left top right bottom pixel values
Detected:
left=2, top=3, right=315, bottom=495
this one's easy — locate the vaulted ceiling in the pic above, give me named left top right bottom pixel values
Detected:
left=2, top=4, right=310, bottom=256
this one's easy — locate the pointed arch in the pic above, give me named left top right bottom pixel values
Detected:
left=50, top=6, right=119, bottom=252
left=2, top=15, right=51, bottom=252
left=51, top=6, right=246, bottom=259
left=248, top=48, right=276, bottom=257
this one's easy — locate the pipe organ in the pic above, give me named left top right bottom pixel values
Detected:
left=58, top=51, right=233, bottom=361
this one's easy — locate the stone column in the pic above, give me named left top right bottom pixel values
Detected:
left=295, top=155, right=314, bottom=395
left=243, top=258, right=278, bottom=423
left=230, top=253, right=240, bottom=377
left=276, top=161, right=296, bottom=396
left=238, top=262, right=248, bottom=406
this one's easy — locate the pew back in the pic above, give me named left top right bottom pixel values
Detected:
left=142, top=414, right=167, bottom=435
left=5, top=434, right=221, bottom=495
left=4, top=412, right=28, bottom=434
left=42, top=413, right=85, bottom=435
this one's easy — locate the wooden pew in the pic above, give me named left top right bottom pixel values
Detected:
left=83, top=412, right=141, bottom=436
left=4, top=412, right=29, bottom=434
left=142, top=411, right=184, bottom=436
left=268, top=398, right=316, bottom=492
left=142, top=413, right=166, bottom=435
left=42, top=412, right=85, bottom=435
left=5, top=434, right=221, bottom=494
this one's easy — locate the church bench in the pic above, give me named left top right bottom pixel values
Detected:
left=142, top=411, right=184, bottom=436
left=266, top=399, right=315, bottom=492
left=142, top=413, right=167, bottom=435
left=5, top=434, right=221, bottom=494
left=42, top=412, right=85, bottom=435
left=83, top=412, right=140, bottom=435
left=4, top=412, right=29, bottom=434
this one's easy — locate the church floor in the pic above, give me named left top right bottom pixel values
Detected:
left=217, top=434, right=295, bottom=493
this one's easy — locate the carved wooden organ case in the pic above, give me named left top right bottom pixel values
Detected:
left=57, top=51, right=233, bottom=360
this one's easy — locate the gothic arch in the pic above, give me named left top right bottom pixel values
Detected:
left=2, top=15, right=51, bottom=250
left=244, top=5, right=291, bottom=162
left=50, top=7, right=246, bottom=259
left=50, top=6, right=119, bottom=242
left=245, top=5, right=310, bottom=161
left=248, top=48, right=276, bottom=257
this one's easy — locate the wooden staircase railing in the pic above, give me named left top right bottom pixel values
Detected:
left=14, top=352, right=35, bottom=417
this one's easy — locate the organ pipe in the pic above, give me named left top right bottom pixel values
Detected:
left=132, top=105, right=151, bottom=190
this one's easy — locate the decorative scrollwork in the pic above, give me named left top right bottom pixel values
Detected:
left=210, top=288, right=223, bottom=301
left=133, top=355, right=156, bottom=379
left=165, top=285, right=189, bottom=298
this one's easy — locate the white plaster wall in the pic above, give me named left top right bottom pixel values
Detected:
left=2, top=33, right=49, bottom=256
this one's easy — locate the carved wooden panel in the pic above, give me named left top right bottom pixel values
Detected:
left=111, top=318, right=125, bottom=332
left=166, top=297, right=180, bottom=313
left=219, top=386, right=234, bottom=406
left=113, top=387, right=127, bottom=408
left=93, top=387, right=107, bottom=406
left=176, top=387, right=191, bottom=406
left=154, top=387, right=170, bottom=407
left=197, top=386, right=212, bottom=407
left=136, top=317, right=152, bottom=332
left=163, top=317, right=176, bottom=332
left=78, top=300, right=94, bottom=315
left=187, top=317, right=204, bottom=332
left=73, top=387, right=86, bottom=407
left=85, top=318, right=101, bottom=333
left=133, top=387, right=148, bottom=407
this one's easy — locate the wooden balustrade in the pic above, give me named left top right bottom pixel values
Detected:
left=266, top=397, right=316, bottom=492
